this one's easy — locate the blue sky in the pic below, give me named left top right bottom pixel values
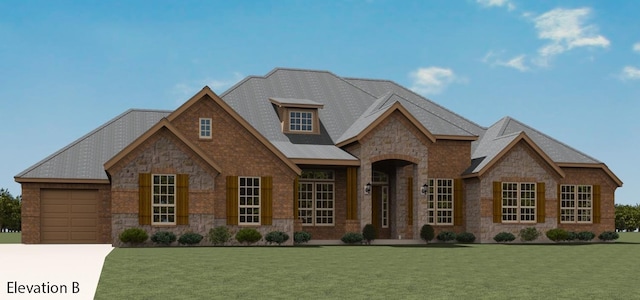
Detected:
left=1, top=0, right=638, bottom=204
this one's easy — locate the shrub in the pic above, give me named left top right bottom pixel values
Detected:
left=341, top=232, right=364, bottom=244
left=456, top=232, right=476, bottom=243
left=151, top=231, right=177, bottom=246
left=119, top=228, right=148, bottom=244
left=420, top=224, right=435, bottom=243
left=178, top=232, right=203, bottom=246
left=577, top=231, right=596, bottom=241
left=362, top=224, right=376, bottom=245
left=546, top=228, right=569, bottom=242
left=294, top=231, right=312, bottom=245
left=494, top=232, right=516, bottom=243
left=598, top=231, right=619, bottom=241
left=436, top=231, right=457, bottom=242
left=209, top=226, right=232, bottom=246
left=265, top=231, right=290, bottom=245
left=567, top=231, right=578, bottom=241
left=236, top=228, right=262, bottom=245
left=519, top=227, right=541, bottom=242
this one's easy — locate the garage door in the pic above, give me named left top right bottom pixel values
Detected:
left=41, top=189, right=98, bottom=243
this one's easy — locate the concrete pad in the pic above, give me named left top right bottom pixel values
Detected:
left=0, top=244, right=113, bottom=300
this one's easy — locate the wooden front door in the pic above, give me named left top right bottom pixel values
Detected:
left=371, top=185, right=391, bottom=239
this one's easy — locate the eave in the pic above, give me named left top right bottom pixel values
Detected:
left=557, top=162, right=623, bottom=187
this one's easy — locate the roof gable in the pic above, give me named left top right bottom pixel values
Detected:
left=104, top=118, right=223, bottom=174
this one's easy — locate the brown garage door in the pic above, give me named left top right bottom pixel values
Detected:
left=41, top=189, right=98, bottom=243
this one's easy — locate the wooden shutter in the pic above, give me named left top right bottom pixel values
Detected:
left=407, top=177, right=414, bottom=226
left=226, top=176, right=239, bottom=225
left=346, top=167, right=357, bottom=220
left=139, top=173, right=151, bottom=225
left=557, top=184, right=562, bottom=224
left=536, top=182, right=545, bottom=223
left=176, top=174, right=189, bottom=225
left=261, top=176, right=273, bottom=225
left=492, top=181, right=502, bottom=223
left=593, top=185, right=601, bottom=224
left=454, top=178, right=463, bottom=226
left=293, top=177, right=299, bottom=219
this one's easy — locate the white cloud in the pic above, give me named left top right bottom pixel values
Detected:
left=477, top=0, right=515, bottom=11
left=633, top=42, right=640, bottom=53
left=409, top=67, right=457, bottom=95
left=482, top=51, right=529, bottom=72
left=621, top=66, right=640, bottom=80
left=172, top=72, right=244, bottom=103
left=533, top=8, right=609, bottom=65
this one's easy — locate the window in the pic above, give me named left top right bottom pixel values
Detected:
left=427, top=179, right=454, bottom=225
left=298, top=170, right=334, bottom=226
left=289, top=111, right=313, bottom=132
left=381, top=186, right=389, bottom=228
left=502, top=182, right=536, bottom=223
left=199, top=118, right=211, bottom=138
left=560, top=185, right=592, bottom=223
left=152, top=174, right=176, bottom=225
left=239, top=177, right=260, bottom=225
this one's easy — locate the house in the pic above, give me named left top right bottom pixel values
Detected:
left=15, top=68, right=622, bottom=245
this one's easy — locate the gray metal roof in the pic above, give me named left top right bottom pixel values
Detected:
left=269, top=97, right=324, bottom=108
left=272, top=142, right=358, bottom=161
left=16, top=109, right=170, bottom=180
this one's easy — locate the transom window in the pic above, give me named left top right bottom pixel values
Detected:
left=239, top=177, right=260, bottom=225
left=298, top=170, right=334, bottom=226
left=199, top=118, right=212, bottom=139
left=152, top=174, right=176, bottom=225
left=560, top=185, right=592, bottom=223
left=502, top=182, right=536, bottom=223
left=289, top=111, right=313, bottom=132
left=427, top=178, right=453, bottom=225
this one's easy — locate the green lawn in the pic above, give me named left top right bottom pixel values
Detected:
left=95, top=233, right=640, bottom=299
left=0, top=232, right=21, bottom=243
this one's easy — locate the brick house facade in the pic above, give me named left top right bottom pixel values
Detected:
left=15, top=68, right=622, bottom=245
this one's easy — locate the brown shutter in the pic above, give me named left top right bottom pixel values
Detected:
left=454, top=179, right=463, bottom=226
left=293, top=177, right=299, bottom=220
left=407, top=177, right=413, bottom=226
left=139, top=173, right=152, bottom=225
left=346, top=167, right=357, bottom=220
left=176, top=174, right=189, bottom=225
left=593, top=185, right=601, bottom=224
left=261, top=176, right=273, bottom=225
left=226, top=176, right=239, bottom=225
left=557, top=184, right=562, bottom=224
left=493, top=181, right=502, bottom=223
left=536, top=182, right=545, bottom=223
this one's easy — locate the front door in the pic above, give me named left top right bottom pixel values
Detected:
left=371, top=185, right=391, bottom=239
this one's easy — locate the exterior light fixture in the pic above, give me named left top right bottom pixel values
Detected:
left=421, top=183, right=428, bottom=195
left=364, top=182, right=372, bottom=195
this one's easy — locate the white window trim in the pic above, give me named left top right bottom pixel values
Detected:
left=238, top=176, right=260, bottom=225
left=289, top=110, right=314, bottom=132
left=560, top=184, right=592, bottom=224
left=501, top=182, right=536, bottom=224
left=152, top=174, right=176, bottom=225
left=427, top=178, right=454, bottom=225
left=199, top=118, right=212, bottom=139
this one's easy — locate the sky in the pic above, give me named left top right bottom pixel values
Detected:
left=0, top=0, right=638, bottom=204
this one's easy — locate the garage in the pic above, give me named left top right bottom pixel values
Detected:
left=40, top=189, right=99, bottom=243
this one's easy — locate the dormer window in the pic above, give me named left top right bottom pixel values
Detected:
left=290, top=111, right=313, bottom=132
left=199, top=118, right=212, bottom=139
left=269, top=97, right=324, bottom=135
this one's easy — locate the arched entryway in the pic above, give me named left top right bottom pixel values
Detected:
left=371, top=159, right=416, bottom=239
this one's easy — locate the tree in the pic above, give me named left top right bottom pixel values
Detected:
left=0, top=189, right=21, bottom=231
left=615, top=204, right=640, bottom=232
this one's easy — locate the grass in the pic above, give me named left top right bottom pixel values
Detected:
left=96, top=232, right=640, bottom=299
left=0, top=232, right=21, bottom=243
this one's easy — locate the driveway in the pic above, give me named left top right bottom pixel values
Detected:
left=0, top=244, right=113, bottom=300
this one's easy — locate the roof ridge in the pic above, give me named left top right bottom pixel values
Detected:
left=15, top=109, right=146, bottom=178
left=502, top=116, right=601, bottom=163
